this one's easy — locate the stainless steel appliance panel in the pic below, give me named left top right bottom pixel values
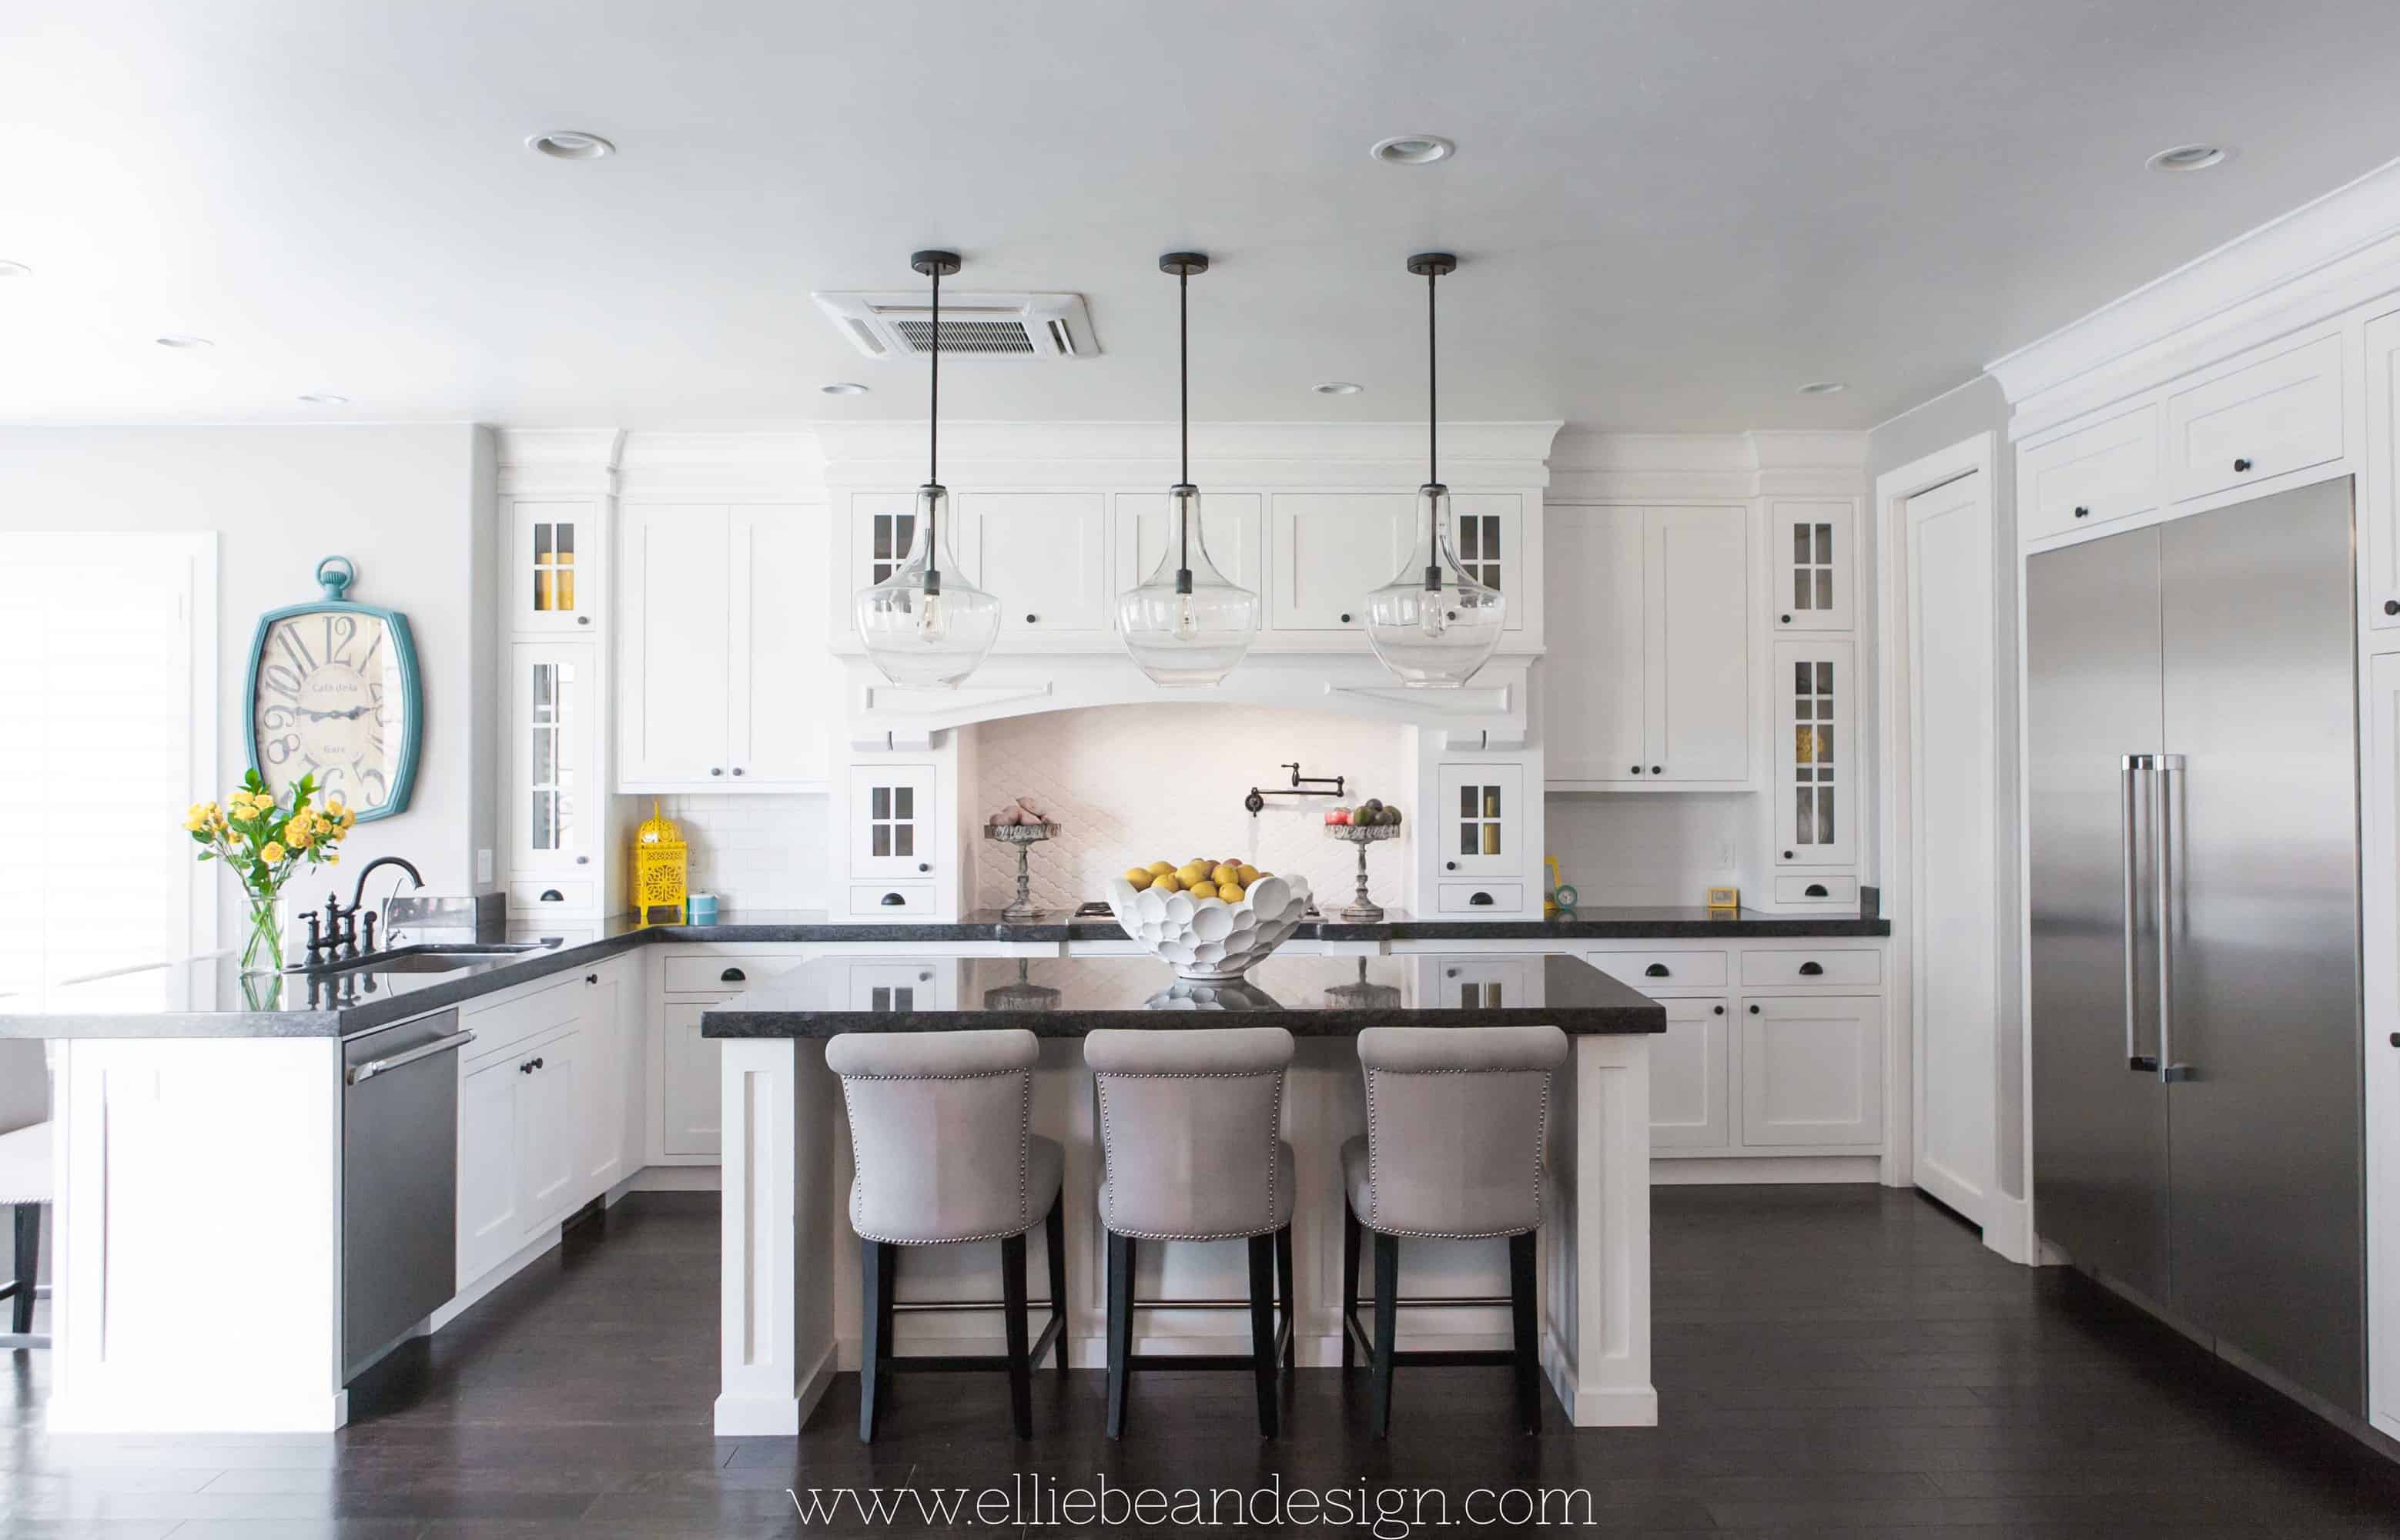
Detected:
left=343, top=1008, right=469, bottom=1371
left=2157, top=482, right=2365, bottom=1414
left=2028, top=527, right=2171, bottom=1302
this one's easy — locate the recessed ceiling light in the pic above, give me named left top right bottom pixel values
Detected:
left=2147, top=143, right=2230, bottom=172
left=1797, top=380, right=1847, bottom=395
left=155, top=334, right=213, bottom=350
left=0, top=260, right=30, bottom=278
left=297, top=393, right=350, bottom=406
left=1370, top=133, right=1454, bottom=166
left=1313, top=381, right=1364, bottom=396
left=821, top=382, right=869, bottom=396
left=527, top=130, right=615, bottom=161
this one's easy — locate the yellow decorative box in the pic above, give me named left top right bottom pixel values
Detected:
left=631, top=801, right=688, bottom=926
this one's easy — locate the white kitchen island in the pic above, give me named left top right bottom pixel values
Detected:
left=704, top=950, right=1662, bottom=1435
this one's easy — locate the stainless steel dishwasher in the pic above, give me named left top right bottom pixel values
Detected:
left=342, top=1007, right=474, bottom=1371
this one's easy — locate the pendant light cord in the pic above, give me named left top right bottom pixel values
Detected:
left=1179, top=263, right=1191, bottom=581
left=1427, top=267, right=1438, bottom=489
left=926, top=262, right=941, bottom=585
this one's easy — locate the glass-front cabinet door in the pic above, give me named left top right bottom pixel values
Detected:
left=1772, top=638, right=1855, bottom=866
left=1770, top=500, right=1854, bottom=632
left=850, top=764, right=937, bottom=880
left=511, top=500, right=602, bottom=633
left=510, top=641, right=597, bottom=875
left=1436, top=762, right=1524, bottom=877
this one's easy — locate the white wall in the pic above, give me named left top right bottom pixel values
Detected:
left=0, top=425, right=500, bottom=929
left=965, top=705, right=1409, bottom=913
left=1545, top=794, right=1748, bottom=908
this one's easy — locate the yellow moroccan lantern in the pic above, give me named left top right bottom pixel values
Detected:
left=631, top=801, right=688, bottom=927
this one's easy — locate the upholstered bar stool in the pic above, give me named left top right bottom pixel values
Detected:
left=1086, top=1026, right=1296, bottom=1439
left=826, top=1028, right=1066, bottom=1443
left=1341, top=1023, right=1568, bottom=1437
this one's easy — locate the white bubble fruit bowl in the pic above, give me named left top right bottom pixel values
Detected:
left=1105, top=872, right=1313, bottom=981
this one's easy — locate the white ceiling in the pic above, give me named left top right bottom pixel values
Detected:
left=6, top=0, right=2400, bottom=432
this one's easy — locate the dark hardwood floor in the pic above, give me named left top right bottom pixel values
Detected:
left=8, top=1185, right=2400, bottom=1537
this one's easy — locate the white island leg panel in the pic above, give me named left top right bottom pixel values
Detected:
left=1541, top=1033, right=1656, bottom=1427
left=716, top=1036, right=838, bottom=1435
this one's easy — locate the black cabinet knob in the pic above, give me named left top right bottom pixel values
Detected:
left=1651, top=765, right=1662, bottom=775
left=1339, top=612, right=1353, bottom=624
left=721, top=966, right=745, bottom=983
left=2233, top=457, right=2253, bottom=473
left=1025, top=613, right=1038, bottom=623
left=1445, top=859, right=1458, bottom=870
left=2073, top=506, right=2090, bottom=519
left=1782, top=850, right=1794, bottom=860
left=1630, top=765, right=1643, bottom=775
left=710, top=767, right=723, bottom=776
left=1749, top=1004, right=1761, bottom=1015
left=732, top=767, right=745, bottom=777
left=584, top=973, right=597, bottom=984
left=1468, top=892, right=1494, bottom=906
left=1805, top=883, right=1829, bottom=898
left=2391, top=1033, right=2399, bottom=1047
left=532, top=1057, right=544, bottom=1071
left=917, top=862, right=931, bottom=873
left=1712, top=1005, right=1725, bottom=1016
left=1799, top=960, right=1824, bottom=976
left=519, top=1060, right=534, bottom=1073
left=2385, top=601, right=2398, bottom=617
left=1779, top=614, right=1792, bottom=624
left=1644, top=963, right=1670, bottom=978
left=577, top=614, right=591, bottom=625
left=575, top=855, right=589, bottom=864
left=540, top=889, right=564, bottom=902
left=881, top=892, right=906, bottom=906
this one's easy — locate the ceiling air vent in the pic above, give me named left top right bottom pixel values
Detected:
left=812, top=289, right=1096, bottom=360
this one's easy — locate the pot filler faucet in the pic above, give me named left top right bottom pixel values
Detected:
left=1242, top=762, right=1346, bottom=815
left=300, top=855, right=425, bottom=967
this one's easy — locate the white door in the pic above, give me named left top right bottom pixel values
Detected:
left=1434, top=764, right=1523, bottom=878
left=1541, top=506, right=1645, bottom=783
left=457, top=1053, right=521, bottom=1283
left=1769, top=500, right=1854, bottom=632
left=1649, top=996, right=1730, bottom=1150
left=509, top=641, right=597, bottom=879
left=1115, top=491, right=1262, bottom=599
left=659, top=1001, right=722, bottom=1157
left=1772, top=639, right=1856, bottom=867
left=959, top=492, right=1110, bottom=636
left=2360, top=652, right=2400, bottom=1432
left=1739, top=996, right=1883, bottom=1147
left=619, top=504, right=731, bottom=786
left=510, top=500, right=602, bottom=634
left=516, top=1027, right=584, bottom=1229
left=850, top=763, right=937, bottom=881
left=2365, top=310, right=2400, bottom=631
left=1904, top=473, right=1999, bottom=1227
left=581, top=969, right=631, bottom=1193
left=1647, top=506, right=1750, bottom=784
left=1268, top=494, right=1414, bottom=631
left=728, top=505, right=831, bottom=787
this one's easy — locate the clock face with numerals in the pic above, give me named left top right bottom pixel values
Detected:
left=246, top=561, right=420, bottom=821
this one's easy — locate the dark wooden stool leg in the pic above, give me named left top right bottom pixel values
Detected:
left=1043, top=1198, right=1068, bottom=1372
left=1275, top=1223, right=1296, bottom=1370
left=1370, top=1232, right=1399, bottom=1438
left=1341, top=1204, right=1361, bottom=1370
left=1247, top=1233, right=1279, bottom=1438
left=1105, top=1230, right=1135, bottom=1440
left=1002, top=1230, right=1033, bottom=1439
left=857, top=1239, right=889, bottom=1443
left=1510, top=1230, right=1540, bottom=1433
left=10, top=1205, right=38, bottom=1336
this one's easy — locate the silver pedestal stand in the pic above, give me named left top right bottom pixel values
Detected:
left=983, top=822, right=1061, bottom=921
left=1324, top=822, right=1402, bottom=920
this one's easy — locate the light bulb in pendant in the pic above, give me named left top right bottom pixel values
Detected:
left=918, top=591, right=946, bottom=641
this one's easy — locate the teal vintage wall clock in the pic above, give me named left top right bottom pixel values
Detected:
left=244, top=556, right=422, bottom=821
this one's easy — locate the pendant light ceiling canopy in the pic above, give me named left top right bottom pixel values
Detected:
left=1114, top=250, right=1260, bottom=687
left=852, top=249, right=1000, bottom=689
left=1363, top=252, right=1505, bottom=688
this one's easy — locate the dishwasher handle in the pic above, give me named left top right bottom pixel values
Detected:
left=348, top=1029, right=477, bottom=1085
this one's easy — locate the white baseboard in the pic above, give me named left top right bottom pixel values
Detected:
left=713, top=1337, right=836, bottom=1436
left=1652, top=1154, right=1882, bottom=1185
left=47, top=1387, right=348, bottom=1435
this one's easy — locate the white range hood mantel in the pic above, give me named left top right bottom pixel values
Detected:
left=844, top=651, right=1531, bottom=751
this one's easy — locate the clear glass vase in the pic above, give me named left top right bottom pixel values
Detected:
left=239, top=893, right=285, bottom=975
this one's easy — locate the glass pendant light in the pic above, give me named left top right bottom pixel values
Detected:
left=1363, top=253, right=1505, bottom=688
left=1115, top=252, right=1259, bottom=686
left=853, top=249, right=1000, bottom=688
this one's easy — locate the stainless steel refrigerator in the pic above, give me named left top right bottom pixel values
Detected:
left=2028, top=477, right=2365, bottom=1418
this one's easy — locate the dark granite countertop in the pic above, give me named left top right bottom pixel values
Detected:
left=701, top=952, right=1665, bottom=1038
left=0, top=905, right=1882, bottom=1040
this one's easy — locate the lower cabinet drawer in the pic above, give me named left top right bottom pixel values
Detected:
left=509, top=878, right=596, bottom=914
left=660, top=952, right=805, bottom=995
left=1588, top=949, right=1729, bottom=991
left=1434, top=880, right=1524, bottom=913
left=1772, top=875, right=1859, bottom=906
left=851, top=882, right=937, bottom=916
left=1739, top=947, right=1881, bottom=987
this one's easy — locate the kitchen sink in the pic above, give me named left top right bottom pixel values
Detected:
left=292, top=942, right=551, bottom=976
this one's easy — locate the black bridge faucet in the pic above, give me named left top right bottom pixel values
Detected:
left=301, top=855, right=425, bottom=967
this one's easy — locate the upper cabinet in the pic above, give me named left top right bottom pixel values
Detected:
left=2365, top=309, right=2400, bottom=631
left=508, top=641, right=601, bottom=884
left=1772, top=638, right=1856, bottom=868
left=1546, top=504, right=1750, bottom=789
left=2163, top=332, right=2344, bottom=504
left=956, top=493, right=1110, bottom=638
left=1767, top=500, right=1855, bottom=632
left=619, top=503, right=831, bottom=792
left=1115, top=491, right=1262, bottom=608
left=508, top=500, right=604, bottom=634
left=2017, top=403, right=2159, bottom=544
left=1269, top=494, right=1415, bottom=631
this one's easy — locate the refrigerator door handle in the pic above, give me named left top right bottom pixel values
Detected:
left=2154, top=753, right=2193, bottom=1083
left=2122, top=755, right=2158, bottom=1072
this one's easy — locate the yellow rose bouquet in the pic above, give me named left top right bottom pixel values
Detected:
left=187, top=768, right=355, bottom=973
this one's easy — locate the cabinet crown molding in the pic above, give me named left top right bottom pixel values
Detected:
left=1547, top=430, right=1867, bottom=503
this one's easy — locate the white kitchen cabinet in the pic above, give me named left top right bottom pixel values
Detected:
left=2017, top=402, right=2160, bottom=544
left=958, top=492, right=1110, bottom=638
left=1268, top=494, right=1415, bottom=631
left=508, top=499, right=603, bottom=634
left=2164, top=330, right=2344, bottom=504
left=1545, top=505, right=1748, bottom=788
left=457, top=1049, right=524, bottom=1285
left=1115, top=490, right=1262, bottom=601
left=844, top=958, right=959, bottom=1010
left=579, top=962, right=638, bottom=1195
left=2365, top=310, right=2400, bottom=631
left=1772, top=638, right=1856, bottom=867
left=658, top=1001, right=721, bottom=1159
left=1650, top=997, right=1730, bottom=1151
left=1739, top=995, right=1882, bottom=1148
left=1768, top=500, right=1855, bottom=632
left=1449, top=494, right=1525, bottom=631
left=2361, top=652, right=2400, bottom=1431
left=619, top=502, right=826, bottom=791
left=507, top=641, right=601, bottom=888
left=850, top=763, right=937, bottom=882
left=515, top=1024, right=584, bottom=1231
left=1428, top=953, right=1542, bottom=1009
left=1435, top=762, right=1523, bottom=878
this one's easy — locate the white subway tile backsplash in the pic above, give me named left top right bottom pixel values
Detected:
left=628, top=792, right=829, bottom=911
left=1545, top=792, right=1749, bottom=907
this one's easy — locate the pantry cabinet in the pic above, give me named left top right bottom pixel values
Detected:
left=618, top=503, right=832, bottom=792
left=1545, top=504, right=1750, bottom=788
